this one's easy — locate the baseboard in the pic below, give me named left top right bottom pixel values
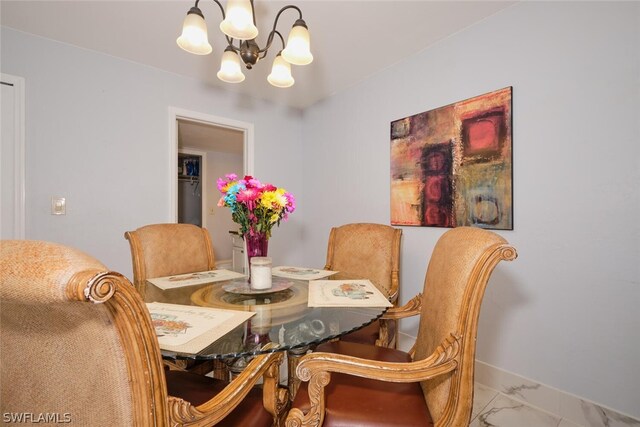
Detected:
left=475, top=361, right=639, bottom=426
left=396, top=332, right=639, bottom=426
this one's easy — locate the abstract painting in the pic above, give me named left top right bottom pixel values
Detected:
left=390, top=87, right=512, bottom=230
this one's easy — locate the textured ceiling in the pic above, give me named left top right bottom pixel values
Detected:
left=1, top=0, right=515, bottom=109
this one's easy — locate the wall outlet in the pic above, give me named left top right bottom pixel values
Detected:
left=51, top=197, right=66, bottom=215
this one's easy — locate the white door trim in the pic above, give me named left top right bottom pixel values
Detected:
left=168, top=107, right=254, bottom=222
left=1, top=73, right=26, bottom=239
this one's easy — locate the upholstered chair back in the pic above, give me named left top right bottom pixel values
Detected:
left=412, top=227, right=516, bottom=426
left=325, top=223, right=402, bottom=300
left=125, top=223, right=215, bottom=295
left=0, top=240, right=168, bottom=426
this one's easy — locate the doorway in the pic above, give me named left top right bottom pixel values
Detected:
left=1, top=73, right=25, bottom=240
left=177, top=148, right=205, bottom=227
left=169, top=108, right=254, bottom=270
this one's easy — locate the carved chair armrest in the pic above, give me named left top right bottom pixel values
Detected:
left=168, top=343, right=287, bottom=426
left=299, top=333, right=458, bottom=383
left=286, top=334, right=460, bottom=427
left=381, top=293, right=422, bottom=320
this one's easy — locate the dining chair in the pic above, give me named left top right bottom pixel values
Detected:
left=287, top=227, right=517, bottom=427
left=324, top=223, right=402, bottom=348
left=124, top=223, right=216, bottom=298
left=0, top=240, right=287, bottom=427
left=125, top=223, right=224, bottom=377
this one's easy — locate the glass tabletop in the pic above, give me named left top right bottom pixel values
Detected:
left=143, top=272, right=387, bottom=360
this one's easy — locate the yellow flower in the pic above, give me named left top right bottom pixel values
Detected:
left=261, top=190, right=287, bottom=210
left=270, top=213, right=280, bottom=224
left=221, top=182, right=234, bottom=193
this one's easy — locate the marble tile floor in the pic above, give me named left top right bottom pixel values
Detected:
left=471, top=383, right=639, bottom=427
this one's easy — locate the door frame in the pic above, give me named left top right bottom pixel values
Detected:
left=168, top=107, right=254, bottom=222
left=1, top=73, right=26, bottom=239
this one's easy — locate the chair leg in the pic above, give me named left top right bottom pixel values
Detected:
left=376, top=319, right=397, bottom=348
left=186, top=360, right=229, bottom=380
left=287, top=347, right=310, bottom=401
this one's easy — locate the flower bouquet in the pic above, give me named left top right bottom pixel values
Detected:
left=217, top=174, right=295, bottom=277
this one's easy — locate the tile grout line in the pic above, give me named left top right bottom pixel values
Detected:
left=474, top=384, right=574, bottom=426
left=471, top=390, right=500, bottom=423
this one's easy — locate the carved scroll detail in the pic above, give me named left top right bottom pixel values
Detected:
left=167, top=396, right=204, bottom=424
left=285, top=371, right=330, bottom=427
left=84, top=271, right=120, bottom=303
left=499, top=245, right=518, bottom=262
left=432, top=333, right=460, bottom=366
left=67, top=270, right=125, bottom=303
left=382, top=293, right=422, bottom=320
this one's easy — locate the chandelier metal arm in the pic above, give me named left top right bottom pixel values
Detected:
left=258, top=5, right=303, bottom=55
left=249, top=0, right=257, bottom=25
left=258, top=30, right=285, bottom=60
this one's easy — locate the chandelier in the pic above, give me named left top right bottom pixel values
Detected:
left=177, top=0, right=313, bottom=88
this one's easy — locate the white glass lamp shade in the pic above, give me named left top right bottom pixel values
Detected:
left=281, top=20, right=313, bottom=65
left=267, top=54, right=294, bottom=88
left=176, top=9, right=212, bottom=55
left=217, top=49, right=246, bottom=83
left=220, top=0, right=258, bottom=40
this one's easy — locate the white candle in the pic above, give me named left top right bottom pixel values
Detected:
left=250, top=257, right=272, bottom=290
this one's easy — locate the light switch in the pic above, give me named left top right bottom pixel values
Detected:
left=51, top=197, right=66, bottom=215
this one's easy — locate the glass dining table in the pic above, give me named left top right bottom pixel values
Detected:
left=143, top=271, right=387, bottom=398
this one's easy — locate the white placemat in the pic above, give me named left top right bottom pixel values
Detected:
left=147, top=302, right=254, bottom=353
left=307, top=279, right=393, bottom=308
left=148, top=269, right=246, bottom=290
left=272, top=266, right=337, bottom=281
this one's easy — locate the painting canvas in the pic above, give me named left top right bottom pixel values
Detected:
left=390, top=87, right=513, bottom=230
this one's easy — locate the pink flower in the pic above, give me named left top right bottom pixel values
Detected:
left=217, top=196, right=225, bottom=207
left=236, top=188, right=260, bottom=212
left=236, top=188, right=260, bottom=204
left=217, top=178, right=228, bottom=192
left=285, top=193, right=296, bottom=213
left=248, top=178, right=263, bottom=188
left=225, top=173, right=237, bottom=181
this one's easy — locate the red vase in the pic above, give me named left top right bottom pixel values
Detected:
left=244, top=232, right=269, bottom=282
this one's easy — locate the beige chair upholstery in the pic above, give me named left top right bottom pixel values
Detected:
left=0, top=240, right=286, bottom=426
left=324, top=223, right=402, bottom=347
left=124, top=223, right=215, bottom=297
left=287, top=227, right=517, bottom=427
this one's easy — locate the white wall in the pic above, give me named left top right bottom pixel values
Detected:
left=0, top=27, right=306, bottom=278
left=299, top=1, right=640, bottom=419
